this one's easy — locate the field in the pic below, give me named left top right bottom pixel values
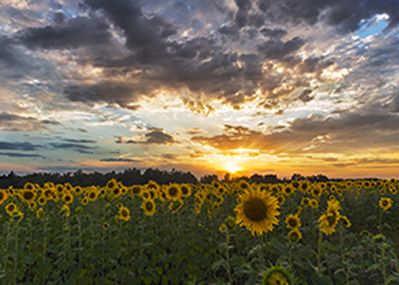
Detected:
left=1, top=179, right=399, bottom=285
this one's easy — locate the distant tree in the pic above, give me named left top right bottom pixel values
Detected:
left=200, top=174, right=219, bottom=184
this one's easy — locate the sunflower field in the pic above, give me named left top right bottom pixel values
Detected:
left=1, top=179, right=399, bottom=284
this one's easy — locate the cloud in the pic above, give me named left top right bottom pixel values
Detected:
left=118, top=129, right=176, bottom=145
left=0, top=112, right=60, bottom=131
left=256, top=37, right=305, bottom=60
left=63, top=138, right=97, bottom=144
left=0, top=152, right=44, bottom=158
left=100, top=157, right=140, bottom=162
left=49, top=143, right=97, bottom=154
left=64, top=81, right=141, bottom=108
left=17, top=16, right=113, bottom=49
left=0, top=141, right=41, bottom=151
left=257, top=0, right=399, bottom=32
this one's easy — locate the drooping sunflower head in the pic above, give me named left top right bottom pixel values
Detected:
left=261, top=266, right=294, bottom=285
left=235, top=188, right=280, bottom=236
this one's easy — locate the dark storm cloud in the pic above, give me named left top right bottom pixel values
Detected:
left=0, top=152, right=44, bottom=159
left=257, top=0, right=399, bottom=32
left=256, top=37, right=305, bottom=60
left=49, top=0, right=304, bottom=108
left=18, top=16, right=112, bottom=49
left=64, top=82, right=140, bottom=107
left=49, top=143, right=97, bottom=154
left=0, top=112, right=60, bottom=131
left=0, top=141, right=41, bottom=151
left=84, top=0, right=176, bottom=60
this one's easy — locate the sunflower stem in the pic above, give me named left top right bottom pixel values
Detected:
left=316, top=230, right=323, bottom=274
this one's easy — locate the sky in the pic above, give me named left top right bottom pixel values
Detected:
left=0, top=0, right=399, bottom=178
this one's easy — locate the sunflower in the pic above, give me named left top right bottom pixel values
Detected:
left=146, top=181, right=160, bottom=192
left=129, top=185, right=142, bottom=197
left=20, top=190, right=36, bottom=203
left=73, top=186, right=83, bottom=196
left=63, top=192, right=74, bottom=205
left=301, top=197, right=310, bottom=207
left=106, top=179, right=117, bottom=191
left=235, top=188, right=280, bottom=235
left=87, top=189, right=98, bottom=202
left=0, top=190, right=8, bottom=205
left=237, top=180, right=251, bottom=191
left=118, top=206, right=130, bottom=221
left=37, top=195, right=47, bottom=206
left=55, top=184, right=64, bottom=194
left=262, top=266, right=294, bottom=285
left=165, top=184, right=182, bottom=201
left=285, top=214, right=301, bottom=229
left=312, top=186, right=323, bottom=198
left=142, top=199, right=156, bottom=216
left=319, top=210, right=340, bottom=235
left=5, top=202, right=18, bottom=216
left=282, top=185, right=295, bottom=196
left=103, top=222, right=110, bottom=231
left=81, top=197, right=89, bottom=206
left=180, top=184, right=192, bottom=197
left=218, top=223, right=228, bottom=235
left=288, top=228, right=302, bottom=242
left=379, top=197, right=392, bottom=211
left=309, top=198, right=319, bottom=209
left=24, top=182, right=35, bottom=191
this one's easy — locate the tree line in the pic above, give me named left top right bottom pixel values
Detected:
left=0, top=168, right=332, bottom=188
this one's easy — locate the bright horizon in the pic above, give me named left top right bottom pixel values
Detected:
left=1, top=1, right=399, bottom=178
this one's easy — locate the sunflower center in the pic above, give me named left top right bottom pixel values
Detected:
left=326, top=212, right=337, bottom=226
left=23, top=191, right=34, bottom=200
left=145, top=202, right=153, bottom=211
left=243, top=198, right=267, bottom=222
left=169, top=187, right=177, bottom=196
left=288, top=218, right=297, bottom=227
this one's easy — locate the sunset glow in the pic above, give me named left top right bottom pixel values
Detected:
left=0, top=1, right=399, bottom=178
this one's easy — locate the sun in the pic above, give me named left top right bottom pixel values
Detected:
left=225, top=161, right=242, bottom=174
